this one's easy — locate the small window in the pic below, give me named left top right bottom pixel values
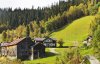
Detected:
left=49, top=43, right=55, bottom=46
left=44, top=39, right=53, bottom=42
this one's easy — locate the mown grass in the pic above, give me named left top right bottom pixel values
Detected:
left=80, top=47, right=94, bottom=56
left=24, top=56, right=57, bottom=64
left=51, top=16, right=95, bottom=46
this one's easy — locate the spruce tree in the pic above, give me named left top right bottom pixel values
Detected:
left=2, top=31, right=7, bottom=42
left=26, top=25, right=30, bottom=37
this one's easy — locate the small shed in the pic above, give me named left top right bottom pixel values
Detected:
left=31, top=43, right=45, bottom=60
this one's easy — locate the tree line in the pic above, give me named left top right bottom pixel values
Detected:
left=0, top=0, right=69, bottom=32
left=45, top=3, right=89, bottom=32
left=1, top=0, right=100, bottom=42
left=0, top=0, right=99, bottom=33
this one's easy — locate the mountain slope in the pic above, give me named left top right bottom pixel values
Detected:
left=51, top=16, right=94, bottom=46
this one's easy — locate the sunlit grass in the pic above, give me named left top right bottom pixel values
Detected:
left=24, top=56, right=57, bottom=64
left=51, top=16, right=95, bottom=46
left=80, top=47, right=94, bottom=56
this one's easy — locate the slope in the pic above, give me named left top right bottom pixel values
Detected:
left=51, top=16, right=95, bottom=46
left=24, top=16, right=95, bottom=64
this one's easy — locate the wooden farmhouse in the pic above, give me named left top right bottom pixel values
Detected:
left=0, top=37, right=45, bottom=60
left=34, top=37, right=56, bottom=48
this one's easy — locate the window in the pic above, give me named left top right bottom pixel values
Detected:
left=44, top=39, right=53, bottom=42
left=49, top=43, right=55, bottom=46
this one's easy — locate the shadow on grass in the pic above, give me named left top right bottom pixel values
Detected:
left=45, top=52, right=57, bottom=58
left=47, top=46, right=76, bottom=48
left=56, top=46, right=76, bottom=48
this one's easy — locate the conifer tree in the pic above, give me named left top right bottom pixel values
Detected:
left=2, top=31, right=7, bottom=42
left=26, top=25, right=30, bottom=37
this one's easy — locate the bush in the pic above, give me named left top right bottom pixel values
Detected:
left=0, top=57, right=23, bottom=64
left=90, top=15, right=100, bottom=60
left=57, top=39, right=64, bottom=47
left=56, top=47, right=83, bottom=64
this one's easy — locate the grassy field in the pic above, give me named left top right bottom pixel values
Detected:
left=24, top=16, right=95, bottom=64
left=80, top=47, right=94, bottom=56
left=24, top=56, right=57, bottom=64
left=51, top=16, right=94, bottom=46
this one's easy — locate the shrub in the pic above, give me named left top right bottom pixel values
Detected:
left=0, top=57, right=23, bottom=64
left=56, top=47, right=83, bottom=64
left=57, top=39, right=64, bottom=47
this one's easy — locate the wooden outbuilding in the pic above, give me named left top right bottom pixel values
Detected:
left=34, top=37, right=56, bottom=48
left=0, top=37, right=45, bottom=60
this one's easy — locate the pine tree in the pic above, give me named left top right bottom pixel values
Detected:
left=26, top=25, right=30, bottom=37
left=2, top=31, right=7, bottom=42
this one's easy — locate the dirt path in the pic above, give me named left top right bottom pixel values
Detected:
left=87, top=55, right=100, bottom=64
left=49, top=48, right=58, bottom=54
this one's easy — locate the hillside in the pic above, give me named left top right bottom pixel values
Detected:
left=51, top=16, right=95, bottom=46
left=24, top=16, right=95, bottom=64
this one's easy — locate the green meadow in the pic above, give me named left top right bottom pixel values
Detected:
left=51, top=16, right=94, bottom=46
left=24, top=56, right=56, bottom=64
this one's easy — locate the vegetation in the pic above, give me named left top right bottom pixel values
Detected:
left=45, top=3, right=88, bottom=32
left=26, top=25, right=30, bottom=37
left=0, top=57, right=23, bottom=64
left=23, top=16, right=95, bottom=64
left=51, top=16, right=94, bottom=46
left=0, top=0, right=84, bottom=33
left=1, top=0, right=99, bottom=42
left=56, top=47, right=83, bottom=64
left=90, top=14, right=100, bottom=59
left=2, top=31, right=7, bottom=42
left=24, top=56, right=56, bottom=64
left=57, top=39, right=64, bottom=47
left=0, top=3, right=89, bottom=42
left=89, top=2, right=100, bottom=15
left=1, top=0, right=100, bottom=64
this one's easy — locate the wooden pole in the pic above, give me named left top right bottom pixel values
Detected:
left=38, top=50, right=39, bottom=58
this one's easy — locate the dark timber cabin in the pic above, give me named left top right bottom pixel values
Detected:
left=0, top=37, right=45, bottom=60
left=34, top=37, right=56, bottom=48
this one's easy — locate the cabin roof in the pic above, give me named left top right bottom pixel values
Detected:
left=31, top=42, right=45, bottom=48
left=1, top=42, right=10, bottom=47
left=34, top=38, right=45, bottom=41
left=34, top=38, right=56, bottom=42
left=1, top=38, right=25, bottom=47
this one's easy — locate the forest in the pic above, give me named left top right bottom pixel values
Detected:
left=1, top=0, right=99, bottom=42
